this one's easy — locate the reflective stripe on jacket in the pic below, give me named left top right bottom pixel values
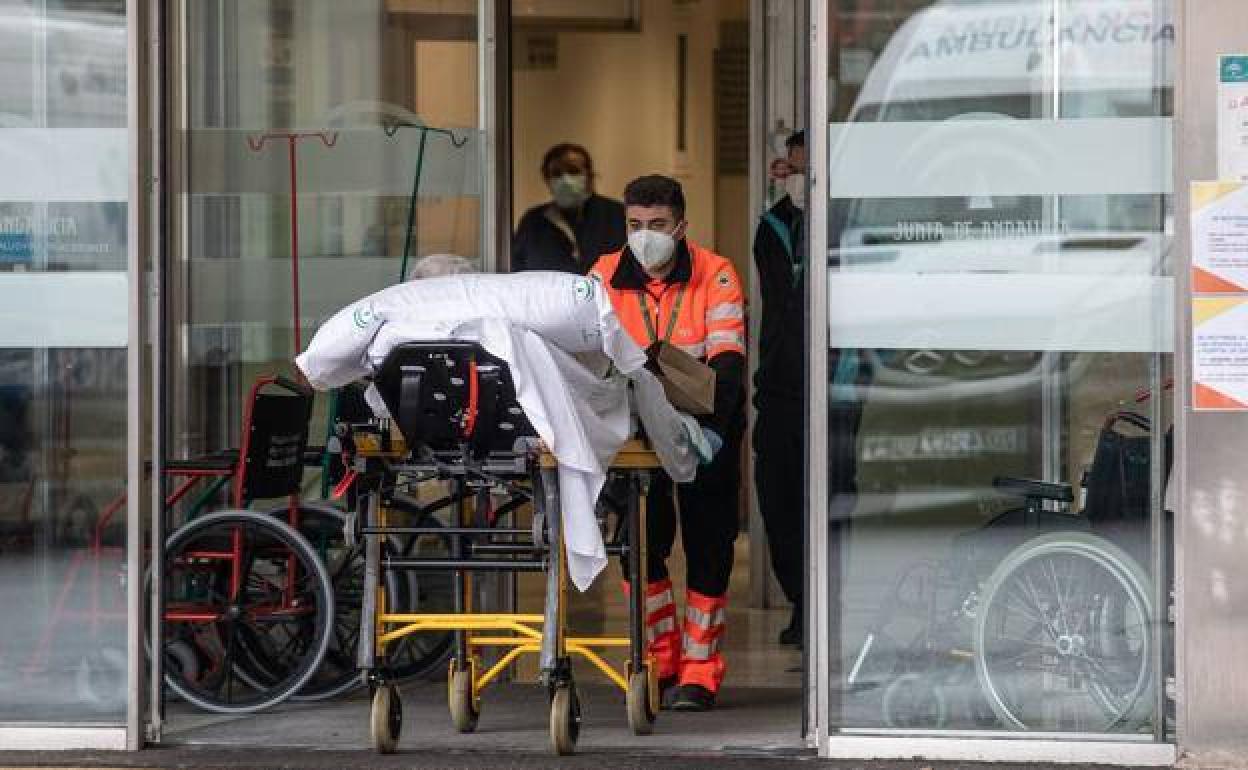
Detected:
left=589, top=239, right=746, bottom=361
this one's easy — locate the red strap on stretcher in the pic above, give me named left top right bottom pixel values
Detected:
left=462, top=359, right=479, bottom=438
left=332, top=466, right=359, bottom=500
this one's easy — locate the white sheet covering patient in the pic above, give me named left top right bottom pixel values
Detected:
left=295, top=265, right=703, bottom=590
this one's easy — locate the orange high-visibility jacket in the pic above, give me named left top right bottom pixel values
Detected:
left=590, top=239, right=746, bottom=362
left=591, top=239, right=747, bottom=439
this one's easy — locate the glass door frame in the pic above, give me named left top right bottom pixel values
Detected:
left=805, top=1, right=1177, bottom=762
left=145, top=0, right=511, bottom=744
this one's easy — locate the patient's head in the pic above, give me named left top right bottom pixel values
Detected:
left=407, top=253, right=477, bottom=280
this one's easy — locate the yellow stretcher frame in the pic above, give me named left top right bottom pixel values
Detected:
left=356, top=435, right=662, bottom=755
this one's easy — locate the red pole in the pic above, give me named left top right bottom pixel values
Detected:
left=246, top=132, right=337, bottom=359
left=288, top=137, right=302, bottom=353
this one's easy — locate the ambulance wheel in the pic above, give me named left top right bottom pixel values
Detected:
left=627, top=670, right=655, bottom=735
left=448, top=668, right=479, bottom=733
left=370, top=685, right=402, bottom=754
left=549, top=683, right=581, bottom=755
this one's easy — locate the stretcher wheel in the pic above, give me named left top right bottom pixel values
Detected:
left=448, top=667, right=479, bottom=733
left=370, top=684, right=402, bottom=754
left=549, top=683, right=581, bottom=755
left=626, top=669, right=655, bottom=735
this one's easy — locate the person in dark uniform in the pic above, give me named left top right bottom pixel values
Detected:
left=511, top=143, right=626, bottom=274
left=752, top=130, right=867, bottom=647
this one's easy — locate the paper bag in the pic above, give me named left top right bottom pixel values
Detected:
left=651, top=342, right=716, bottom=415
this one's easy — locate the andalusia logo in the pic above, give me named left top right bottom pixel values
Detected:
left=353, top=303, right=375, bottom=329
left=573, top=277, right=595, bottom=302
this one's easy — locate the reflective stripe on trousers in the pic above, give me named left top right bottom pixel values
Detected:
left=647, top=615, right=677, bottom=644
left=679, top=589, right=728, bottom=692
left=624, top=578, right=682, bottom=680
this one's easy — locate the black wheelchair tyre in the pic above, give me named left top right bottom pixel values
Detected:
left=161, top=510, right=334, bottom=714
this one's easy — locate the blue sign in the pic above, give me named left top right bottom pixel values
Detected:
left=0, top=233, right=32, bottom=264
left=1221, top=55, right=1248, bottom=83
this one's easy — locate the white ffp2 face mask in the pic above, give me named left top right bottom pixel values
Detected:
left=628, top=229, right=677, bottom=271
left=785, top=172, right=807, bottom=209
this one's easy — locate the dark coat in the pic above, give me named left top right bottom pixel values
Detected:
left=510, top=194, right=626, bottom=274
left=752, top=196, right=806, bottom=409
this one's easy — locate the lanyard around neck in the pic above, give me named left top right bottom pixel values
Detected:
left=637, top=286, right=686, bottom=345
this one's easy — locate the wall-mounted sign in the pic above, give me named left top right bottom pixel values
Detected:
left=1191, top=181, right=1248, bottom=292
left=1193, top=297, right=1248, bottom=410
left=1191, top=181, right=1248, bottom=410
left=1218, top=55, right=1248, bottom=182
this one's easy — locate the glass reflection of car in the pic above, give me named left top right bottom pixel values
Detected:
left=830, top=0, right=1174, bottom=398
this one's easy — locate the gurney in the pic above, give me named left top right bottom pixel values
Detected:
left=296, top=271, right=700, bottom=592
left=339, top=341, right=662, bottom=755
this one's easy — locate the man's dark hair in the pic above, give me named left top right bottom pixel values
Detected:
left=541, top=143, right=592, bottom=178
left=623, top=174, right=686, bottom=219
left=785, top=130, right=805, bottom=149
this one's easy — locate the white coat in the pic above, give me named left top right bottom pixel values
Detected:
left=295, top=272, right=698, bottom=590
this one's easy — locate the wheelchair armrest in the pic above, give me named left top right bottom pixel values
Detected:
left=993, top=476, right=1074, bottom=504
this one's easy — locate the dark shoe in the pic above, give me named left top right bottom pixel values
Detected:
left=778, top=607, right=802, bottom=646
left=669, top=684, right=716, bottom=712
left=658, top=676, right=680, bottom=710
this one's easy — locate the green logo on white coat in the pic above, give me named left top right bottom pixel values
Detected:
left=353, top=304, right=376, bottom=329
left=573, top=278, right=594, bottom=302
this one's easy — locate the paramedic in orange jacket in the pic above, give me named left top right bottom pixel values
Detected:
left=590, top=175, right=746, bottom=712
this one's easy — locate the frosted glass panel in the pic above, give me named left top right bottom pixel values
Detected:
left=820, top=0, right=1174, bottom=739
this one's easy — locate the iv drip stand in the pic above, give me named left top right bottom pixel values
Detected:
left=383, top=121, right=469, bottom=282
left=245, top=131, right=339, bottom=353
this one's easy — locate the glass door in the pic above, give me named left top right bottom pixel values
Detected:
left=811, top=0, right=1175, bottom=753
left=153, top=0, right=504, bottom=738
left=0, top=0, right=135, bottom=742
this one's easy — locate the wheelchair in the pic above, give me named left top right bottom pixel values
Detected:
left=849, top=408, right=1168, bottom=733
left=157, top=375, right=453, bottom=713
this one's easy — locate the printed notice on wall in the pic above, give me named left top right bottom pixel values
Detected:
left=1192, top=180, right=1248, bottom=410
left=1191, top=181, right=1248, bottom=293
left=1219, top=55, right=1248, bottom=182
left=1192, top=297, right=1248, bottom=410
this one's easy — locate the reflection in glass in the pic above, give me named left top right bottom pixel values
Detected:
left=179, top=0, right=483, bottom=455
left=826, top=0, right=1174, bottom=736
left=0, top=0, right=130, bottom=722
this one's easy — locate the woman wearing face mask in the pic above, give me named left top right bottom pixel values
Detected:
left=590, top=175, right=747, bottom=713
left=511, top=143, right=626, bottom=274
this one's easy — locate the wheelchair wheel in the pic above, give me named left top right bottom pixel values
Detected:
left=272, top=505, right=364, bottom=701
left=74, top=647, right=127, bottom=712
left=383, top=510, right=456, bottom=682
left=882, top=673, right=948, bottom=729
left=974, top=532, right=1153, bottom=732
left=162, top=510, right=334, bottom=714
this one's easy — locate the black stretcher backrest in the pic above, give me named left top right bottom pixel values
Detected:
left=375, top=342, right=534, bottom=456
left=241, top=389, right=314, bottom=500
left=335, top=382, right=373, bottom=424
